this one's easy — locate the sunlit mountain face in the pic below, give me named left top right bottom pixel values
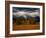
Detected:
left=13, top=7, right=40, bottom=22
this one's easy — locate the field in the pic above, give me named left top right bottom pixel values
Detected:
left=13, top=23, right=40, bottom=30
left=13, top=17, right=40, bottom=30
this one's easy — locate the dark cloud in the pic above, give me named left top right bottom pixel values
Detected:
left=13, top=7, right=40, bottom=13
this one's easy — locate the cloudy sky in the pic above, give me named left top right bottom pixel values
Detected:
left=13, top=7, right=40, bottom=12
left=13, top=7, right=40, bottom=17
